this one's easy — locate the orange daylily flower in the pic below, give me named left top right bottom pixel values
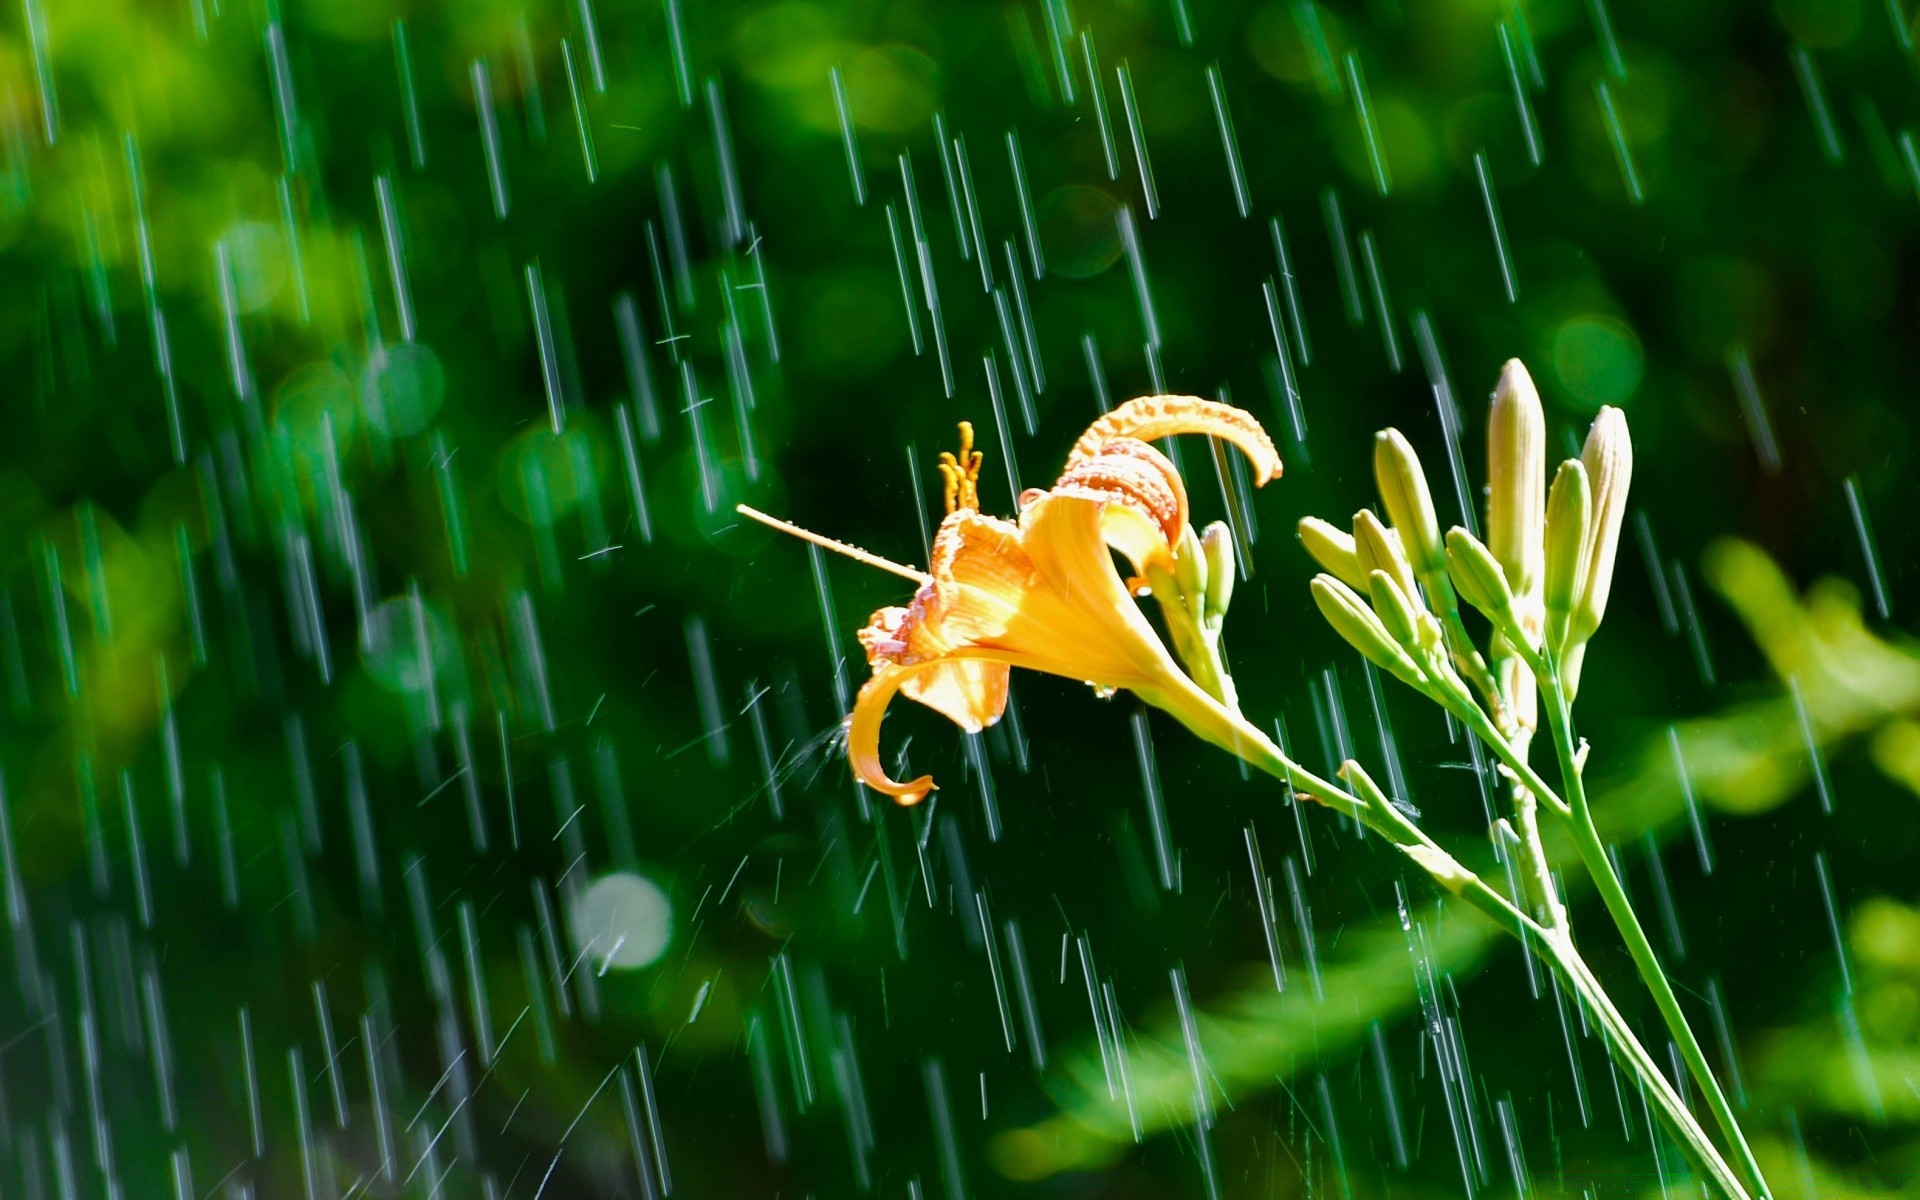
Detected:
left=838, top=396, right=1282, bottom=804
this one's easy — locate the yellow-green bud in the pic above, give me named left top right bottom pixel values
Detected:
left=1367, top=570, right=1421, bottom=652
left=1487, top=359, right=1546, bottom=606
left=1543, top=459, right=1591, bottom=652
left=1572, top=406, right=1632, bottom=643
left=1445, top=527, right=1515, bottom=624
left=1374, top=429, right=1445, bottom=576
left=1298, top=517, right=1365, bottom=590
left=1200, top=522, right=1235, bottom=619
left=1172, top=523, right=1208, bottom=604
left=1352, top=510, right=1422, bottom=609
left=1310, top=575, right=1425, bottom=687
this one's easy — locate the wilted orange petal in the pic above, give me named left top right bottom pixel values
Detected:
left=1067, top=395, right=1283, bottom=485
left=858, top=605, right=918, bottom=665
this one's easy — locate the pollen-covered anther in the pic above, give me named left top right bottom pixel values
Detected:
left=937, top=421, right=985, bottom=514
left=1051, top=438, right=1187, bottom=549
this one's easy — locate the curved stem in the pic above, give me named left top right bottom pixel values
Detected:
left=1176, top=674, right=1759, bottom=1199
left=1539, top=677, right=1773, bottom=1200
left=1543, top=934, right=1754, bottom=1200
left=1424, top=568, right=1504, bottom=716
left=1442, top=687, right=1574, bottom=820
left=1235, top=739, right=1754, bottom=1199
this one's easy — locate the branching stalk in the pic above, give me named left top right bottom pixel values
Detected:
left=1538, top=674, right=1773, bottom=1200
left=1221, top=730, right=1754, bottom=1199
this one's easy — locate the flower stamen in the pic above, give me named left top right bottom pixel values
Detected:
left=937, top=421, right=984, bottom=514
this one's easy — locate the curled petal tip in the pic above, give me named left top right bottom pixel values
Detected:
left=893, top=781, right=937, bottom=807
left=1068, top=394, right=1282, bottom=485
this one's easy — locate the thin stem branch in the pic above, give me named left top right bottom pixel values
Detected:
left=1441, top=685, right=1573, bottom=820
left=1543, top=933, right=1753, bottom=1200
left=1539, top=675, right=1773, bottom=1200
left=1200, top=658, right=1757, bottom=1198
left=1239, top=740, right=1753, bottom=1199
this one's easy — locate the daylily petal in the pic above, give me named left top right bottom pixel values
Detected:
left=848, top=661, right=946, bottom=804
left=917, top=509, right=1033, bottom=648
left=1012, top=490, right=1186, bottom=686
left=1052, top=438, right=1187, bottom=575
left=1067, top=395, right=1283, bottom=485
left=849, top=493, right=1198, bottom=802
left=851, top=648, right=1023, bottom=803
left=843, top=396, right=1286, bottom=806
left=858, top=605, right=919, bottom=663
left=902, top=659, right=1010, bottom=733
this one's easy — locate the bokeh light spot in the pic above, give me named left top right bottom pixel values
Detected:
left=572, top=873, right=674, bottom=970
left=1038, top=185, right=1123, bottom=279
left=365, top=342, right=446, bottom=438
left=362, top=594, right=455, bottom=699
left=274, top=363, right=359, bottom=472
left=219, top=221, right=288, bottom=314
left=1552, top=316, right=1644, bottom=409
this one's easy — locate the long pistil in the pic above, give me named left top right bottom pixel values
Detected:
left=735, top=504, right=932, bottom=584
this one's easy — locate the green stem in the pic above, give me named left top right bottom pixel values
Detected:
left=1165, top=666, right=1758, bottom=1198
left=1420, top=566, right=1507, bottom=718
left=1540, top=676, right=1773, bottom=1200
left=1509, top=766, right=1568, bottom=931
left=1543, top=933, right=1754, bottom=1200
left=1234, top=736, right=1753, bottom=1199
left=1198, top=687, right=1758, bottom=1190
left=1440, top=685, right=1573, bottom=821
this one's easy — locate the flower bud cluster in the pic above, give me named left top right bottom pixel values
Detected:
left=1300, top=358, right=1632, bottom=712
left=1148, top=519, right=1244, bottom=709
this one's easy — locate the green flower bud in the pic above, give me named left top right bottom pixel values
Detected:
left=1298, top=517, right=1366, bottom=590
left=1573, top=406, right=1632, bottom=643
left=1374, top=428, right=1445, bottom=575
left=1173, top=523, right=1208, bottom=606
left=1445, top=526, right=1516, bottom=624
left=1543, top=459, right=1591, bottom=653
left=1310, top=575, right=1426, bottom=688
left=1352, top=510, right=1422, bottom=609
left=1201, top=522, right=1236, bottom=619
left=1367, top=569, right=1421, bottom=652
left=1487, top=359, right=1546, bottom=606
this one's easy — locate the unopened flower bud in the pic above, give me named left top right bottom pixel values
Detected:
left=1573, top=406, right=1632, bottom=643
left=1445, top=527, right=1515, bottom=624
left=1374, top=429, right=1445, bottom=576
left=1201, top=522, right=1236, bottom=619
left=1173, top=523, right=1209, bottom=606
left=1368, top=570, right=1421, bottom=652
left=1543, top=459, right=1591, bottom=652
left=1487, top=359, right=1546, bottom=605
left=1352, top=510, right=1422, bottom=609
left=1298, top=517, right=1365, bottom=590
left=1311, top=575, right=1425, bottom=688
